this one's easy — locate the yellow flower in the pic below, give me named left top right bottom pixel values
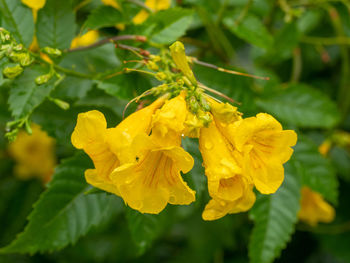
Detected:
left=71, top=98, right=165, bottom=195
left=133, top=0, right=171, bottom=24
left=216, top=113, right=297, bottom=194
left=110, top=132, right=195, bottom=214
left=70, top=30, right=99, bottom=49
left=22, top=0, right=46, bottom=21
left=298, top=187, right=335, bottom=226
left=318, top=140, right=331, bottom=157
left=199, top=118, right=256, bottom=220
left=151, top=92, right=188, bottom=145
left=8, top=123, right=56, bottom=183
left=108, top=94, right=196, bottom=214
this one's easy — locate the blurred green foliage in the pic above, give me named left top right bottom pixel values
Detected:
left=0, top=0, right=350, bottom=262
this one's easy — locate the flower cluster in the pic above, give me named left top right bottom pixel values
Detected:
left=71, top=41, right=297, bottom=220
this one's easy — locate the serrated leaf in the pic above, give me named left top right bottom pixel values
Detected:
left=0, top=0, right=34, bottom=47
left=294, top=136, right=338, bottom=204
left=142, top=8, right=193, bottom=44
left=125, top=207, right=169, bottom=255
left=36, top=0, right=76, bottom=50
left=249, top=162, right=301, bottom=263
left=95, top=74, right=138, bottom=100
left=223, top=12, right=273, bottom=49
left=329, top=146, right=350, bottom=182
left=0, top=153, right=116, bottom=254
left=256, top=83, right=341, bottom=128
left=8, top=67, right=56, bottom=118
left=83, top=5, right=124, bottom=32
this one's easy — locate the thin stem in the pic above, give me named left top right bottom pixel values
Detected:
left=198, top=82, right=238, bottom=104
left=291, top=47, right=302, bottom=83
left=67, top=35, right=147, bottom=52
left=191, top=57, right=269, bottom=80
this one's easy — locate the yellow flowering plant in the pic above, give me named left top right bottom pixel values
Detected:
left=70, top=41, right=297, bottom=220
left=0, top=1, right=347, bottom=262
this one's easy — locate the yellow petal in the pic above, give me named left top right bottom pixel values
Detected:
left=22, top=0, right=46, bottom=10
left=202, top=182, right=256, bottom=221
left=107, top=97, right=165, bottom=161
left=298, top=187, right=335, bottom=226
left=85, top=169, right=120, bottom=196
left=208, top=97, right=241, bottom=124
left=199, top=118, right=244, bottom=201
left=71, top=110, right=120, bottom=186
left=151, top=93, right=188, bottom=145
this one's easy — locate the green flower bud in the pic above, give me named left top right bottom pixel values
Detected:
left=155, top=72, right=167, bottom=81
left=35, top=73, right=52, bottom=85
left=188, top=96, right=199, bottom=113
left=52, top=98, right=70, bottom=110
left=42, top=47, right=62, bottom=57
left=3, top=65, right=23, bottom=79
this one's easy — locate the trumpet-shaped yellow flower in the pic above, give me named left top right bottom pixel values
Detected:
left=71, top=98, right=164, bottom=195
left=8, top=123, right=56, bottom=183
left=298, top=187, right=335, bottom=226
left=70, top=30, right=99, bottom=49
left=133, top=0, right=171, bottom=24
left=199, top=119, right=256, bottom=220
left=111, top=132, right=195, bottom=214
left=217, top=113, right=297, bottom=194
left=151, top=93, right=188, bottom=145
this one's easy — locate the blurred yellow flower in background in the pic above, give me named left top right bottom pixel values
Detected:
left=70, top=30, right=99, bottom=49
left=133, top=0, right=171, bottom=24
left=8, top=123, right=56, bottom=183
left=298, top=187, right=335, bottom=226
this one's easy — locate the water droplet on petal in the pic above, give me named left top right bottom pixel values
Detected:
left=204, top=141, right=213, bottom=150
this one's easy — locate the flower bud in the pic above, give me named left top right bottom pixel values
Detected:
left=169, top=41, right=197, bottom=86
left=35, top=73, right=52, bottom=85
left=42, top=47, right=62, bottom=57
left=3, top=65, right=23, bottom=79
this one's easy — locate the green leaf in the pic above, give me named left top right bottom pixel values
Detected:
left=125, top=207, right=169, bottom=255
left=8, top=67, right=56, bottom=118
left=96, top=73, right=150, bottom=100
left=0, top=153, right=116, bottom=254
left=329, top=146, right=350, bottom=182
left=83, top=5, right=124, bottom=32
left=249, top=162, right=301, bottom=263
left=143, top=8, right=193, bottom=44
left=294, top=136, right=338, bottom=204
left=223, top=12, right=273, bottom=49
left=256, top=83, right=341, bottom=128
left=0, top=0, right=34, bottom=47
left=36, top=0, right=76, bottom=50
left=182, top=137, right=206, bottom=201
